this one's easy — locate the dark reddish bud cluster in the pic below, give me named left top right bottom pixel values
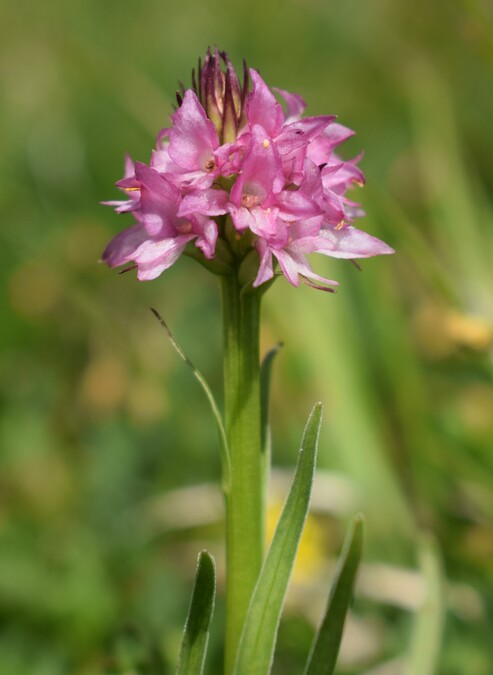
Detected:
left=177, top=47, right=250, bottom=143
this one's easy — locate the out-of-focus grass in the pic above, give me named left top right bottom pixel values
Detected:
left=1, top=0, right=493, bottom=673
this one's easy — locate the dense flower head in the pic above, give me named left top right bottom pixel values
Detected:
left=102, top=48, right=394, bottom=290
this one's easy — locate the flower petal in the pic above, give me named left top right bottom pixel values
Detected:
left=102, top=224, right=148, bottom=267
left=253, top=239, right=274, bottom=287
left=228, top=204, right=256, bottom=232
left=150, top=146, right=176, bottom=174
left=273, top=248, right=338, bottom=288
left=322, top=161, right=365, bottom=194
left=315, top=226, right=395, bottom=259
left=178, top=188, right=229, bottom=217
left=276, top=116, right=335, bottom=156
left=230, top=125, right=284, bottom=206
left=135, top=163, right=181, bottom=237
left=246, top=207, right=287, bottom=247
left=307, top=123, right=356, bottom=165
left=136, top=241, right=188, bottom=280
left=274, top=190, right=322, bottom=221
left=133, top=234, right=194, bottom=265
left=246, top=70, right=284, bottom=138
left=272, top=87, right=306, bottom=121
left=168, top=90, right=219, bottom=171
left=193, top=216, right=218, bottom=259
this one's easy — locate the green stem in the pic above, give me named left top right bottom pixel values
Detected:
left=220, top=274, right=264, bottom=675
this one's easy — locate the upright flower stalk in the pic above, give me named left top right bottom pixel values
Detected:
left=101, top=47, right=394, bottom=673
left=221, top=274, right=263, bottom=673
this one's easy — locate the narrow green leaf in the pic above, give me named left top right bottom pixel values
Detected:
left=304, top=514, right=364, bottom=675
left=176, top=550, right=216, bottom=675
left=233, top=402, right=323, bottom=675
left=407, top=534, right=444, bottom=675
left=260, top=342, right=283, bottom=456
left=151, top=308, right=231, bottom=491
left=260, top=342, right=283, bottom=548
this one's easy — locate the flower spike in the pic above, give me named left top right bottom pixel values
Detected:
left=102, top=48, right=394, bottom=288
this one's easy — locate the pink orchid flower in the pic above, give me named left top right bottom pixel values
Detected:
left=102, top=163, right=217, bottom=280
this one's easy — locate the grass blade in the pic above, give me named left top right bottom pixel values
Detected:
left=233, top=402, right=323, bottom=675
left=151, top=308, right=231, bottom=491
left=260, top=342, right=283, bottom=544
left=304, top=514, right=364, bottom=675
left=407, top=535, right=444, bottom=675
left=260, top=341, right=283, bottom=456
left=176, top=550, right=216, bottom=675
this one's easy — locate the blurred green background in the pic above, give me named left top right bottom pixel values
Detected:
left=1, top=0, right=493, bottom=672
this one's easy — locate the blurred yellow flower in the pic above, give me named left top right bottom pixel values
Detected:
left=266, top=500, right=327, bottom=584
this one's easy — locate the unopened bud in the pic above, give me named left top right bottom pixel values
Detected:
left=190, top=47, right=250, bottom=143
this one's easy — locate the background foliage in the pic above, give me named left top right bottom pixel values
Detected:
left=1, top=0, right=492, bottom=672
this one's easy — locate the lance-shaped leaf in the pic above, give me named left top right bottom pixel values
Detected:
left=407, top=534, right=444, bottom=675
left=151, top=308, right=231, bottom=491
left=260, top=342, right=283, bottom=543
left=176, top=550, right=216, bottom=675
left=233, top=402, right=323, bottom=675
left=260, top=342, right=283, bottom=456
left=303, top=514, right=364, bottom=675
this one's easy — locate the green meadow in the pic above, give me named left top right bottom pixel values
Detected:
left=1, top=0, right=492, bottom=672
